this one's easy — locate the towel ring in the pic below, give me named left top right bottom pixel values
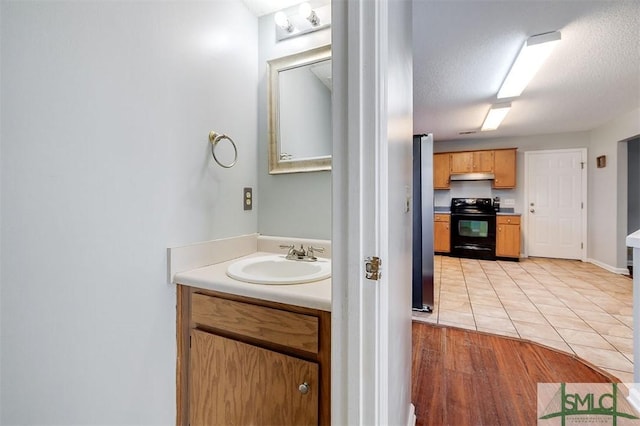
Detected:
left=209, top=131, right=238, bottom=168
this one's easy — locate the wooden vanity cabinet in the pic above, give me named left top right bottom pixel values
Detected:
left=434, top=214, right=451, bottom=253
left=496, top=215, right=521, bottom=259
left=493, top=148, right=517, bottom=189
left=177, top=286, right=331, bottom=426
left=433, top=153, right=451, bottom=189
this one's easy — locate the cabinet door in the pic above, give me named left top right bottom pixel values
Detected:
left=493, top=149, right=517, bottom=188
left=496, top=220, right=520, bottom=258
left=473, top=151, right=494, bottom=172
left=434, top=220, right=451, bottom=253
left=449, top=152, right=473, bottom=173
left=190, top=329, right=319, bottom=426
left=433, top=153, right=451, bottom=189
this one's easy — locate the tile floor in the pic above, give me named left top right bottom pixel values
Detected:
left=413, top=255, right=635, bottom=382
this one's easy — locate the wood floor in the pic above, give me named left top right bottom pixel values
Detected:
left=411, top=321, right=619, bottom=426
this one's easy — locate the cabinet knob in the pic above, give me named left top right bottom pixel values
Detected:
left=298, top=382, right=310, bottom=394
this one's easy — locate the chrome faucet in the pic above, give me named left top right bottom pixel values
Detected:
left=279, top=244, right=325, bottom=262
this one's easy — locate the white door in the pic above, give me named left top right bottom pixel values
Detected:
left=525, top=149, right=587, bottom=260
left=331, top=0, right=414, bottom=425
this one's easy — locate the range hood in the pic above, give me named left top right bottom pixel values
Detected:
left=449, top=172, right=495, bottom=181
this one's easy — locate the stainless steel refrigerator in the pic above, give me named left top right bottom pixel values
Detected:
left=412, top=133, right=434, bottom=312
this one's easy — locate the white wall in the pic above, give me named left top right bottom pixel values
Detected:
left=0, top=1, right=258, bottom=423
left=590, top=107, right=640, bottom=270
left=629, top=139, right=640, bottom=236
left=257, top=12, right=331, bottom=240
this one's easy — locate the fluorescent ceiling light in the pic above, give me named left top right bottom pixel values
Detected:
left=481, top=103, right=511, bottom=131
left=497, top=31, right=561, bottom=99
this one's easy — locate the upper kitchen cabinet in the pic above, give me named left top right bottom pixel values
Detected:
left=433, top=153, right=451, bottom=189
left=433, top=148, right=517, bottom=190
left=449, top=151, right=473, bottom=173
left=449, top=150, right=494, bottom=174
left=492, top=148, right=517, bottom=189
left=473, top=150, right=494, bottom=173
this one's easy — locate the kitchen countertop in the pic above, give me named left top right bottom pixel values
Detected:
left=174, top=251, right=332, bottom=312
left=433, top=210, right=520, bottom=215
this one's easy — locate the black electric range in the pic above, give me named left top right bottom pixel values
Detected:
left=450, top=198, right=497, bottom=260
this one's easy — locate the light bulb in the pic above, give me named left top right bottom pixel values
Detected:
left=299, top=2, right=319, bottom=26
left=274, top=11, right=292, bottom=32
left=299, top=2, right=312, bottom=19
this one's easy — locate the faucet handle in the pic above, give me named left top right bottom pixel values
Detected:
left=307, top=246, right=325, bottom=259
left=279, top=244, right=295, bottom=255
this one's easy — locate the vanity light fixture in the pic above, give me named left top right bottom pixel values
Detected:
left=274, top=3, right=331, bottom=42
left=274, top=11, right=293, bottom=33
left=299, top=2, right=320, bottom=26
left=481, top=102, right=511, bottom=131
left=497, top=31, right=561, bottom=99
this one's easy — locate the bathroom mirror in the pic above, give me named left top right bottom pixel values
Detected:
left=268, top=45, right=331, bottom=174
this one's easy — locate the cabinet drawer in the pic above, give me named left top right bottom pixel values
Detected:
left=191, top=293, right=319, bottom=353
left=497, top=215, right=521, bottom=225
left=434, top=214, right=450, bottom=222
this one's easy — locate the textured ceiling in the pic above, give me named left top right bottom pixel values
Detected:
left=413, top=1, right=640, bottom=141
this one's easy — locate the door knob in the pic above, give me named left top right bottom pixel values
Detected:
left=298, top=382, right=310, bottom=394
left=530, top=208, right=535, bottom=213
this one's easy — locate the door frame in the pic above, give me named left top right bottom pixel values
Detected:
left=331, top=1, right=386, bottom=424
left=523, top=148, right=588, bottom=261
left=331, top=0, right=414, bottom=424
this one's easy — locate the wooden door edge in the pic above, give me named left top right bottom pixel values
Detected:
left=176, top=285, right=190, bottom=426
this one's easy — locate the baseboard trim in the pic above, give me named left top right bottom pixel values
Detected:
left=628, top=387, right=640, bottom=414
left=407, top=403, right=416, bottom=426
left=587, top=258, right=630, bottom=275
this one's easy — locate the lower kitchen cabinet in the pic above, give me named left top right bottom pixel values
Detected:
left=434, top=214, right=451, bottom=253
left=496, top=215, right=521, bottom=259
left=177, top=286, right=331, bottom=426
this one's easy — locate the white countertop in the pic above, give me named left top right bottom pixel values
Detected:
left=627, top=229, right=640, bottom=249
left=173, top=251, right=332, bottom=312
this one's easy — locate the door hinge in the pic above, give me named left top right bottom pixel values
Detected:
left=581, top=161, right=585, bottom=169
left=189, top=335, right=192, bottom=348
left=581, top=242, right=584, bottom=249
left=581, top=202, right=584, bottom=209
left=364, top=256, right=382, bottom=280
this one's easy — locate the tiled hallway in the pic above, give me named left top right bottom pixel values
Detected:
left=413, top=255, right=634, bottom=382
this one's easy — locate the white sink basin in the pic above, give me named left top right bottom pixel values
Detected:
left=226, top=255, right=331, bottom=285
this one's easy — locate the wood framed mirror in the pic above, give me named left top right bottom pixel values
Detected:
left=267, top=45, right=332, bottom=174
